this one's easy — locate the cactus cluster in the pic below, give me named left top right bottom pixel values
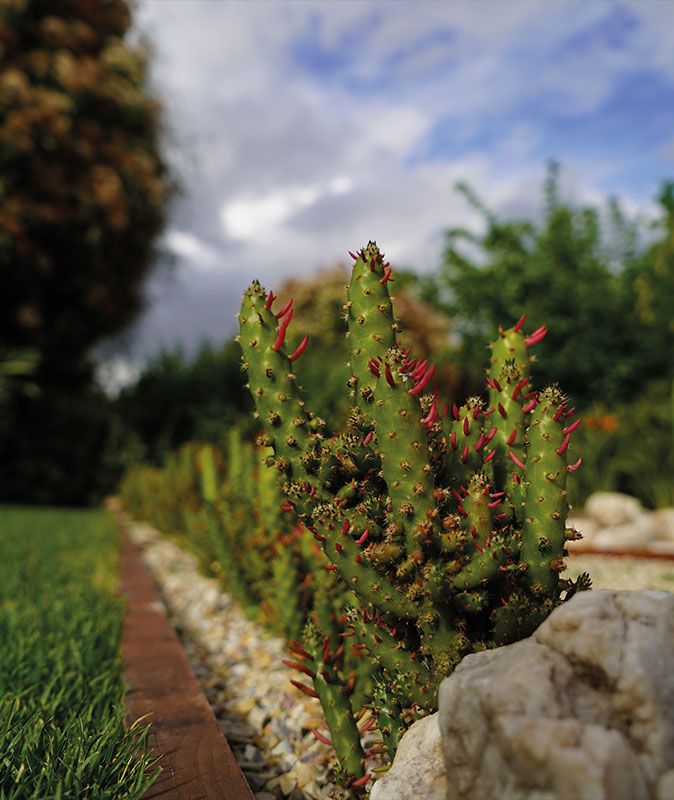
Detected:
left=238, top=241, right=589, bottom=787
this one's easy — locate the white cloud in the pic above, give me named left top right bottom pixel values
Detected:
left=164, top=229, right=220, bottom=270
left=221, top=176, right=355, bottom=241
left=112, top=0, right=671, bottom=362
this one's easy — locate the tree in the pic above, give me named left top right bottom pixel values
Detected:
left=0, top=0, right=168, bottom=503
left=422, top=164, right=662, bottom=407
left=0, top=0, right=167, bottom=373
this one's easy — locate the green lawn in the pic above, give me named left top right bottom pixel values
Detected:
left=0, top=506, right=158, bottom=799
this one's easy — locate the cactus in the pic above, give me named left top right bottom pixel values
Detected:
left=239, top=241, right=589, bottom=786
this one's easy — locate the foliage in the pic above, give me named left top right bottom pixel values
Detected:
left=237, top=241, right=587, bottom=787
left=0, top=0, right=168, bottom=504
left=0, top=0, right=168, bottom=365
left=114, top=340, right=253, bottom=465
left=0, top=379, right=115, bottom=505
left=568, top=378, right=674, bottom=510
left=418, top=164, right=673, bottom=406
left=0, top=505, right=158, bottom=798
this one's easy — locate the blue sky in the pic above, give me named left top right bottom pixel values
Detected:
left=99, top=0, right=674, bottom=388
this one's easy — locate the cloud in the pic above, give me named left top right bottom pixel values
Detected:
left=101, top=0, right=674, bottom=385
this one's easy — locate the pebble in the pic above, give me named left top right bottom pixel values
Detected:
left=123, top=515, right=370, bottom=799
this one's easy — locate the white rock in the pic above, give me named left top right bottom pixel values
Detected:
left=653, top=508, right=674, bottom=542
left=585, top=492, right=643, bottom=527
left=647, top=540, right=674, bottom=556
left=592, top=515, right=657, bottom=551
left=370, top=713, right=445, bottom=800
left=438, top=590, right=674, bottom=800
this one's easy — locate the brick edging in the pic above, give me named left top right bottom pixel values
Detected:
left=118, top=527, right=254, bottom=800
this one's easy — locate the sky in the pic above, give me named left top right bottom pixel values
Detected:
left=98, top=0, right=674, bottom=390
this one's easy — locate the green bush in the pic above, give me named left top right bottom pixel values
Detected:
left=417, top=165, right=673, bottom=407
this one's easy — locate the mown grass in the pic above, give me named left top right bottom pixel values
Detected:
left=0, top=506, right=158, bottom=799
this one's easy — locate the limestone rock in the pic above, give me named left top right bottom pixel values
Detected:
left=653, top=508, right=674, bottom=542
left=439, top=590, right=674, bottom=800
left=591, top=515, right=657, bottom=551
left=586, top=491, right=643, bottom=527
left=370, top=713, right=445, bottom=800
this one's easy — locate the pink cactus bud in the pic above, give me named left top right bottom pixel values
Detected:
left=312, top=728, right=333, bottom=746
left=362, top=431, right=373, bottom=445
left=567, top=457, right=583, bottom=472
left=513, top=313, right=526, bottom=332
left=522, top=397, right=538, bottom=413
left=475, top=434, right=485, bottom=451
left=463, top=416, right=470, bottom=436
left=384, top=362, right=396, bottom=388
left=557, top=434, right=571, bottom=456
left=483, top=449, right=496, bottom=464
left=409, top=364, right=435, bottom=396
left=272, top=307, right=294, bottom=351
left=485, top=426, right=497, bottom=443
left=525, top=325, right=548, bottom=346
left=412, top=359, right=428, bottom=381
left=452, top=403, right=461, bottom=420
left=288, top=334, right=309, bottom=362
left=282, top=659, right=316, bottom=679
left=379, top=266, right=393, bottom=284
left=348, top=250, right=358, bottom=260
left=265, top=290, right=275, bottom=311
left=563, top=418, right=582, bottom=435
left=508, top=450, right=525, bottom=470
left=506, top=428, right=517, bottom=446
left=461, top=444, right=470, bottom=463
left=291, top=680, right=319, bottom=698
left=511, top=377, right=529, bottom=400
left=359, top=716, right=376, bottom=735
left=275, top=298, right=293, bottom=319
left=356, top=529, right=370, bottom=546
left=498, top=403, right=507, bottom=418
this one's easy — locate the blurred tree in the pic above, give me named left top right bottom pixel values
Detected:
left=115, top=340, right=253, bottom=465
left=0, top=0, right=168, bottom=503
left=417, top=164, right=671, bottom=407
left=626, top=181, right=674, bottom=385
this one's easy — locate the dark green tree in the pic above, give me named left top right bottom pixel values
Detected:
left=0, top=0, right=168, bottom=503
left=421, top=164, right=670, bottom=407
left=115, top=340, right=253, bottom=465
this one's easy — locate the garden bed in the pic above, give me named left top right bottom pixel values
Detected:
left=114, top=510, right=386, bottom=800
left=113, top=507, right=674, bottom=800
left=118, top=517, right=253, bottom=800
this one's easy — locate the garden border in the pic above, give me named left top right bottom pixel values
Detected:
left=569, top=547, right=674, bottom=560
left=118, top=521, right=254, bottom=800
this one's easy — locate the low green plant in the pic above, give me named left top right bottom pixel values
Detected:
left=0, top=506, right=158, bottom=799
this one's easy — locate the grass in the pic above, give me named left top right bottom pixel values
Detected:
left=0, top=506, right=158, bottom=799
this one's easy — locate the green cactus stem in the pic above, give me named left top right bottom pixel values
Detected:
left=235, top=241, right=585, bottom=789
left=345, top=242, right=399, bottom=409
left=521, top=386, right=574, bottom=594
